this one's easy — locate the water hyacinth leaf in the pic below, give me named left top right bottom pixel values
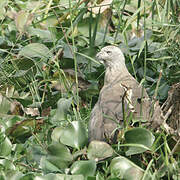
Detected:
left=0, top=94, right=11, bottom=114
left=18, top=43, right=52, bottom=60
left=76, top=47, right=98, bottom=66
left=58, top=40, right=77, bottom=59
left=28, top=27, right=56, bottom=41
left=0, top=159, right=16, bottom=171
left=47, top=142, right=73, bottom=162
left=0, top=137, right=12, bottom=156
left=40, top=156, right=62, bottom=173
left=87, top=140, right=114, bottom=161
left=35, top=174, right=84, bottom=180
left=95, top=32, right=114, bottom=46
left=51, top=126, right=64, bottom=142
left=110, top=156, right=144, bottom=179
left=60, top=121, right=88, bottom=149
left=1, top=170, right=23, bottom=180
left=78, top=17, right=97, bottom=37
left=70, top=160, right=96, bottom=178
left=125, top=128, right=155, bottom=156
left=42, top=142, right=73, bottom=170
left=0, top=0, right=8, bottom=20
left=52, top=98, right=72, bottom=122
left=27, top=145, right=46, bottom=165
left=123, top=167, right=145, bottom=180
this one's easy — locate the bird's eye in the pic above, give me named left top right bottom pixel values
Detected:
left=106, top=51, right=112, bottom=54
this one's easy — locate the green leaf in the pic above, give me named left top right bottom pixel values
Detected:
left=60, top=121, right=88, bottom=149
left=110, top=156, right=144, bottom=180
left=42, top=142, right=73, bottom=171
left=70, top=160, right=96, bottom=178
left=0, top=94, right=11, bottom=114
left=0, top=136, right=12, bottom=156
left=0, top=0, right=7, bottom=20
left=27, top=27, right=56, bottom=41
left=47, top=142, right=73, bottom=162
left=2, top=170, right=23, bottom=180
left=87, top=140, right=114, bottom=161
left=34, top=174, right=84, bottom=180
left=0, top=159, right=15, bottom=171
left=40, top=156, right=62, bottom=173
left=18, top=43, right=52, bottom=60
left=27, top=145, right=46, bottom=165
left=51, top=127, right=64, bottom=142
left=124, top=128, right=155, bottom=155
left=52, top=98, right=72, bottom=122
left=95, top=32, right=114, bottom=46
left=78, top=18, right=97, bottom=37
left=58, top=40, right=77, bottom=59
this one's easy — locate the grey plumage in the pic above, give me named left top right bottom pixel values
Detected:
left=88, top=46, right=151, bottom=142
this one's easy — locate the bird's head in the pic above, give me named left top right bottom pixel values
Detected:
left=96, top=46, right=125, bottom=68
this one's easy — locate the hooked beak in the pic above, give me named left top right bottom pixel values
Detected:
left=96, top=51, right=105, bottom=65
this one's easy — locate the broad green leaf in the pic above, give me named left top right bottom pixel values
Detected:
left=40, top=156, right=62, bottom=173
left=59, top=121, right=88, bottom=149
left=27, top=145, right=46, bottom=165
left=95, top=32, right=114, bottom=46
left=18, top=43, right=52, bottom=60
left=110, top=156, right=144, bottom=180
left=58, top=40, right=77, bottom=59
left=78, top=18, right=97, bottom=37
left=0, top=136, right=12, bottom=156
left=76, top=47, right=98, bottom=65
left=0, top=94, right=11, bottom=114
left=41, top=16, right=58, bottom=27
left=35, top=174, right=84, bottom=180
left=87, top=140, right=114, bottom=161
left=70, top=160, right=96, bottom=178
left=0, top=159, right=15, bottom=170
left=27, top=27, right=56, bottom=41
left=123, top=167, right=145, bottom=180
left=52, top=98, right=72, bottom=123
left=51, top=126, right=64, bottom=142
left=42, top=142, right=73, bottom=171
left=0, top=0, right=7, bottom=20
left=124, top=128, right=155, bottom=156
left=2, top=170, right=23, bottom=180
left=47, top=142, right=73, bottom=162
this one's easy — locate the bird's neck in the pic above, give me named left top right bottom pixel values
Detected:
left=104, top=63, right=130, bottom=84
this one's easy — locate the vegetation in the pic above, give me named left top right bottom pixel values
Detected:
left=0, top=0, right=179, bottom=179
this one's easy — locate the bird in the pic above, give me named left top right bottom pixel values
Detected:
left=88, top=45, right=151, bottom=142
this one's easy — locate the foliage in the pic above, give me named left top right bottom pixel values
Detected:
left=0, top=0, right=179, bottom=179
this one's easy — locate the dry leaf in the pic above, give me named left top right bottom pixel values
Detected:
left=15, top=10, right=33, bottom=33
left=88, top=0, right=113, bottom=14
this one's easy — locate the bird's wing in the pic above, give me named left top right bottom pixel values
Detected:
left=119, top=76, right=150, bottom=122
left=88, top=103, right=104, bottom=141
left=88, top=75, right=151, bottom=142
left=100, top=75, right=150, bottom=123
